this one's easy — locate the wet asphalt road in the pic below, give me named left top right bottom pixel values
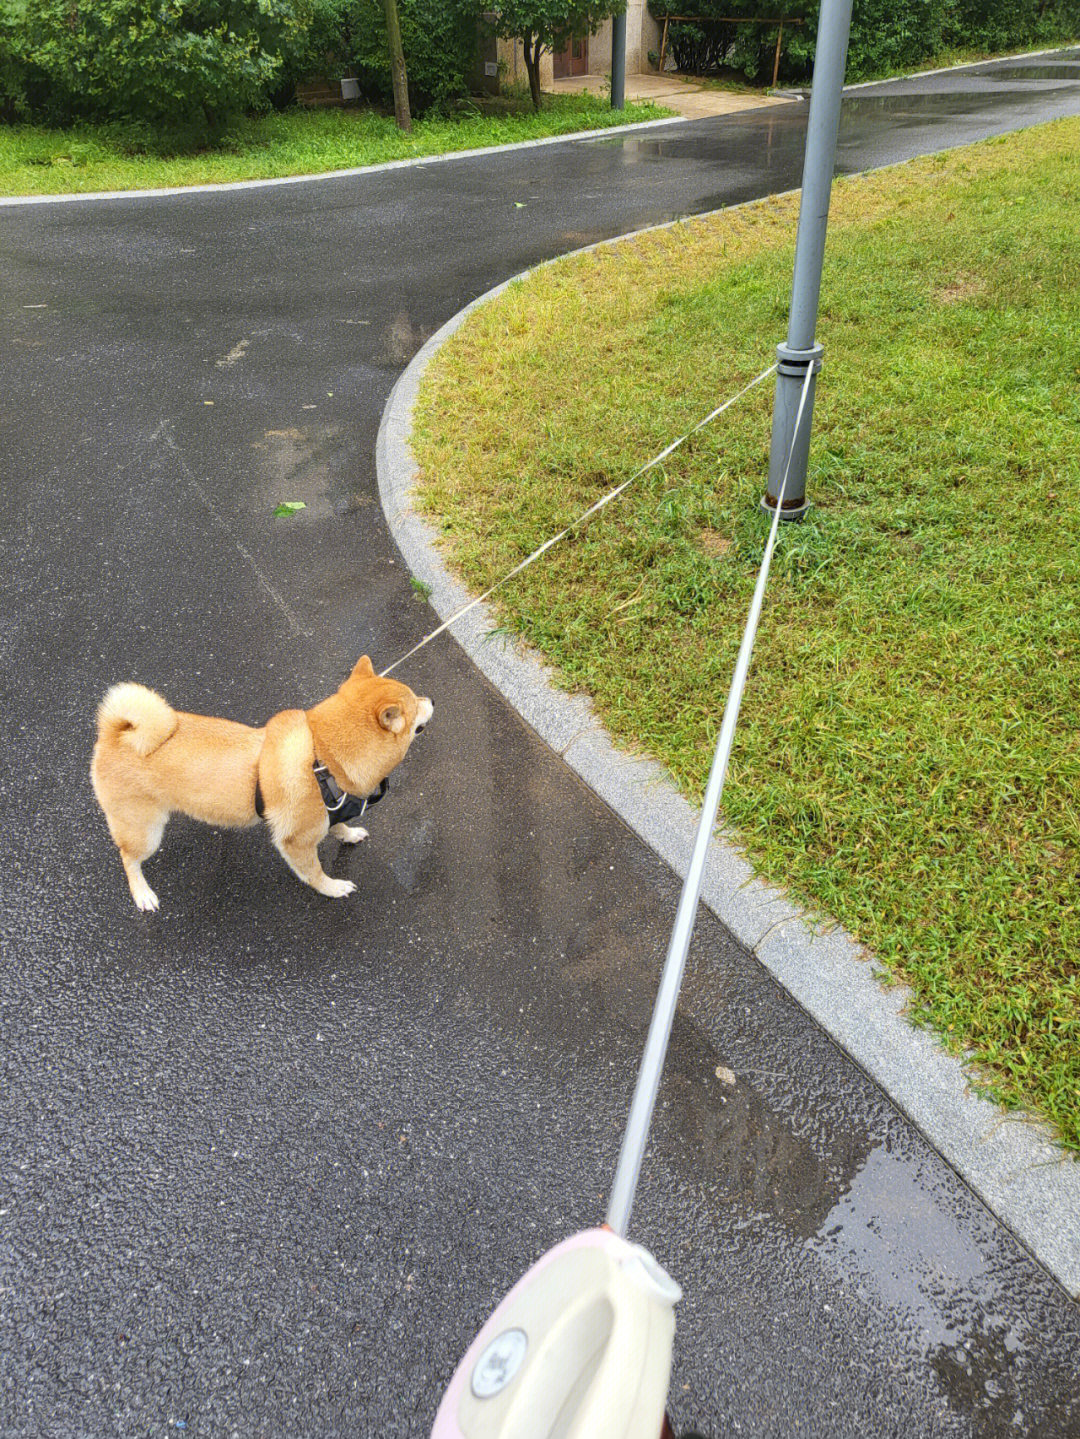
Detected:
left=3, top=52, right=1080, bottom=1439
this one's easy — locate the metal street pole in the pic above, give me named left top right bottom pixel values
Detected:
left=762, top=0, right=853, bottom=518
left=611, top=7, right=627, bottom=109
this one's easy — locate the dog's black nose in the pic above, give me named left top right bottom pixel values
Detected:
left=415, top=723, right=425, bottom=733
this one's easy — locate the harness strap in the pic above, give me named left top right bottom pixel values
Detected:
left=313, top=764, right=388, bottom=825
left=254, top=764, right=388, bottom=825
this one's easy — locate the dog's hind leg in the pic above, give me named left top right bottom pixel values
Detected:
left=109, top=810, right=168, bottom=913
left=329, top=822, right=368, bottom=844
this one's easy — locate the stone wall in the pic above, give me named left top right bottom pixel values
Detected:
left=496, top=1, right=661, bottom=88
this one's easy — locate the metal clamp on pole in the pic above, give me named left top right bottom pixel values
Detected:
left=761, top=340, right=823, bottom=519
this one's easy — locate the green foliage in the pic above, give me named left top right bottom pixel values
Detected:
left=3, top=0, right=315, bottom=126
left=347, top=0, right=478, bottom=112
left=0, top=0, right=38, bottom=119
left=269, top=0, right=354, bottom=106
left=940, top=0, right=1079, bottom=52
left=647, top=0, right=1080, bottom=83
left=485, top=0, right=625, bottom=53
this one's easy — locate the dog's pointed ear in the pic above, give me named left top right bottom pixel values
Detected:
left=378, top=702, right=405, bottom=735
left=351, top=655, right=375, bottom=680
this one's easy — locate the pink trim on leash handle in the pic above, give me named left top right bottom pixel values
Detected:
left=431, top=1227, right=680, bottom=1439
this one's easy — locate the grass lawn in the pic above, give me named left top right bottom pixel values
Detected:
left=0, top=91, right=673, bottom=197
left=412, top=118, right=1080, bottom=1150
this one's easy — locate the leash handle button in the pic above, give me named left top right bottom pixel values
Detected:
left=471, top=1329, right=528, bottom=1399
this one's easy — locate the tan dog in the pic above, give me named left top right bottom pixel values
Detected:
left=91, top=656, right=433, bottom=912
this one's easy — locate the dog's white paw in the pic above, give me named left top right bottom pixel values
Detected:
left=132, top=880, right=160, bottom=913
left=321, top=877, right=357, bottom=899
left=330, top=823, right=368, bottom=844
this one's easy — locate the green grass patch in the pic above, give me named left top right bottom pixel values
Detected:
left=413, top=118, right=1080, bottom=1149
left=0, top=92, right=673, bottom=197
left=861, top=38, right=1080, bottom=82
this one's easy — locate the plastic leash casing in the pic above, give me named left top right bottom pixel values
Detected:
left=431, top=1227, right=681, bottom=1439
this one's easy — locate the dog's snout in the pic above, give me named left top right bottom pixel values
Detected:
left=415, top=696, right=433, bottom=733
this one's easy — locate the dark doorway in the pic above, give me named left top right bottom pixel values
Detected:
left=553, top=33, right=589, bottom=78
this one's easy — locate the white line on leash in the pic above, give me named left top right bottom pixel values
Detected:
left=607, top=353, right=817, bottom=1233
left=428, top=357, right=818, bottom=1439
left=380, top=362, right=778, bottom=678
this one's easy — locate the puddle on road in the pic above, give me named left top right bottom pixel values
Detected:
left=806, top=1143, right=1080, bottom=1430
left=374, top=310, right=433, bottom=368
left=841, top=89, right=1035, bottom=121
left=969, top=62, right=1080, bottom=81
left=658, top=1050, right=850, bottom=1238
left=589, top=79, right=1080, bottom=170
left=812, top=1146, right=1007, bottom=1350
left=250, top=423, right=345, bottom=520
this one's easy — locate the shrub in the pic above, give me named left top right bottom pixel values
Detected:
left=6, top=0, right=316, bottom=127
left=270, top=0, right=355, bottom=107
left=941, top=0, right=1080, bottom=52
left=648, top=0, right=1080, bottom=84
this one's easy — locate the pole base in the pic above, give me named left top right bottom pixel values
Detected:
left=760, top=493, right=811, bottom=521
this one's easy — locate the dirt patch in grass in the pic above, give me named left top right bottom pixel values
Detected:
left=413, top=118, right=1080, bottom=1151
left=934, top=274, right=986, bottom=304
left=696, top=527, right=733, bottom=557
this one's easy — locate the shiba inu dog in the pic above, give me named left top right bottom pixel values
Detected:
left=91, top=656, right=432, bottom=912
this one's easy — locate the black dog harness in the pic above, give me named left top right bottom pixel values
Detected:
left=254, top=764, right=388, bottom=826
left=313, top=763, right=388, bottom=825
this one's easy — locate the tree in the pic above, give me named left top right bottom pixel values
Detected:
left=346, top=0, right=476, bottom=116
left=383, top=0, right=412, bottom=129
left=485, top=0, right=626, bottom=111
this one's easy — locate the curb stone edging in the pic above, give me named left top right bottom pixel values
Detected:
left=375, top=219, right=1080, bottom=1301
left=775, top=43, right=1080, bottom=98
left=0, top=117, right=686, bottom=209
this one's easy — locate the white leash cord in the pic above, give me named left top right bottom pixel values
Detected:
left=380, top=362, right=778, bottom=677
left=606, top=354, right=818, bottom=1236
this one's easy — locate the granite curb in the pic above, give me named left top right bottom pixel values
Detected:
left=0, top=117, right=686, bottom=209
left=375, top=220, right=1080, bottom=1299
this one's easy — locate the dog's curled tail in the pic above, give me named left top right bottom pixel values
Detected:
left=97, top=683, right=178, bottom=757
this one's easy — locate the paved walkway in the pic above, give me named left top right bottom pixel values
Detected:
left=2, top=51, right=1080, bottom=1439
left=549, top=69, right=796, bottom=119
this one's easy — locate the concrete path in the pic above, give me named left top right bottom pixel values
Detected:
left=2, top=51, right=1080, bottom=1439
left=548, top=70, right=796, bottom=119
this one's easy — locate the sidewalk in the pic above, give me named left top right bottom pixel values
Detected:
left=548, top=70, right=797, bottom=119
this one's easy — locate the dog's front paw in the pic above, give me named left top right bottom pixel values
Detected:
left=330, top=823, right=368, bottom=844
left=320, top=877, right=357, bottom=899
left=129, top=875, right=160, bottom=912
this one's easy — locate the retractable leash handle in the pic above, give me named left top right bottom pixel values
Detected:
left=430, top=363, right=816, bottom=1439
left=431, top=1228, right=681, bottom=1439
